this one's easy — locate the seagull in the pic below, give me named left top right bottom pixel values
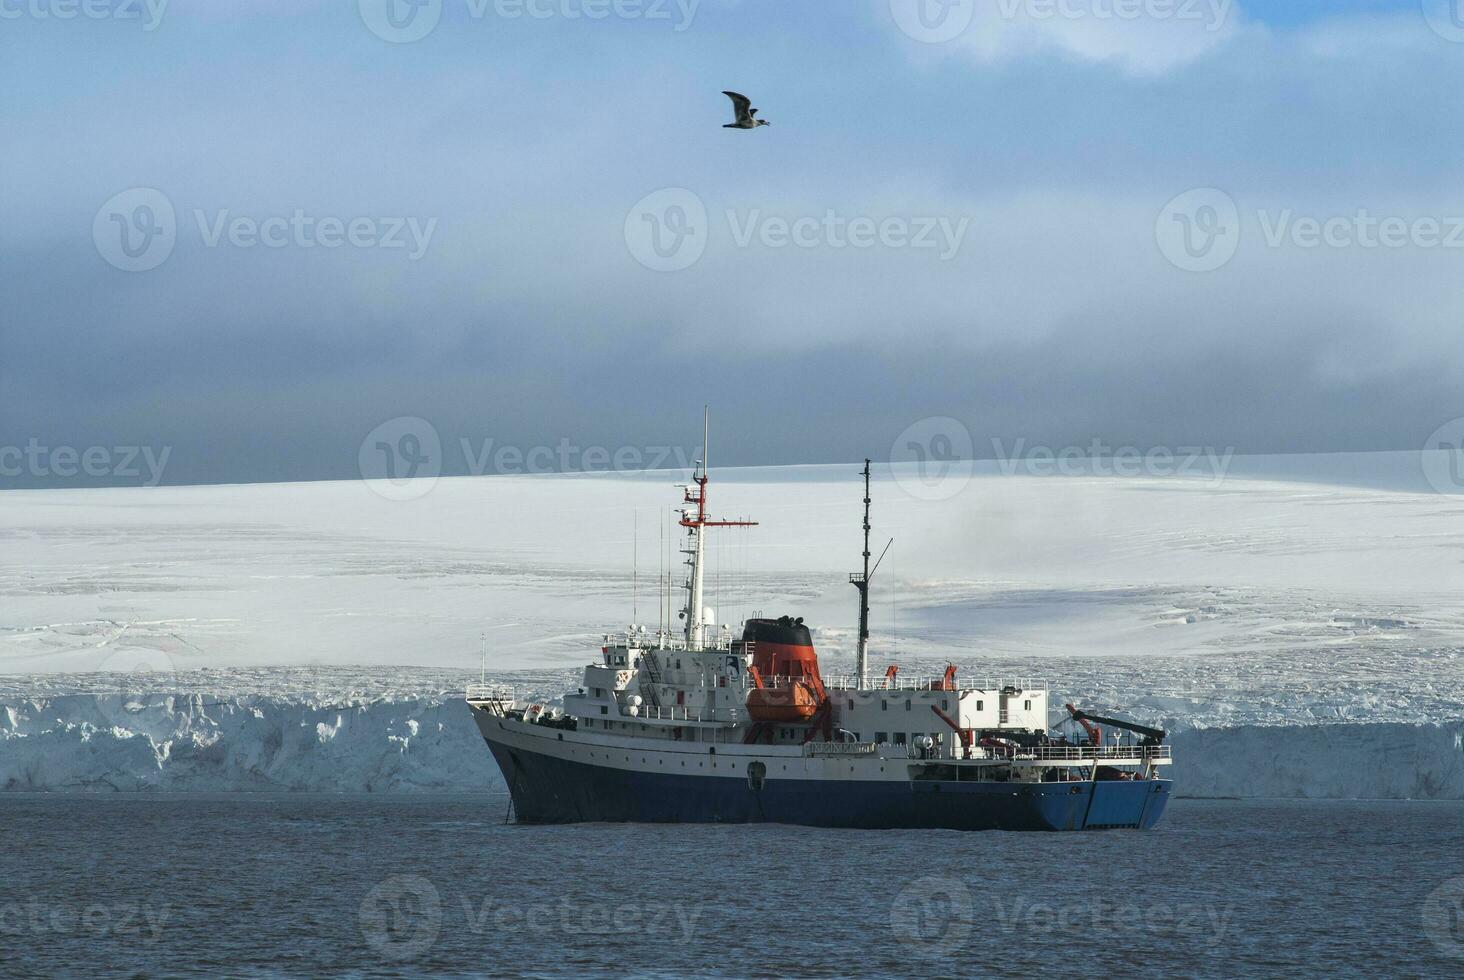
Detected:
left=722, top=91, right=770, bottom=129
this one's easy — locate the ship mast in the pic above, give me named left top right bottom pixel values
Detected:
left=850, top=460, right=891, bottom=687
left=679, top=409, right=757, bottom=649
left=851, top=460, right=872, bottom=684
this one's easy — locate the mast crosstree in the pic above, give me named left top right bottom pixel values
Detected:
left=679, top=409, right=758, bottom=649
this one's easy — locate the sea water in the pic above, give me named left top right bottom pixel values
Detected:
left=3, top=794, right=1462, bottom=978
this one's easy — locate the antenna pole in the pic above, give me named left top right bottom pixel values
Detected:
left=679, top=408, right=757, bottom=649
left=632, top=508, right=638, bottom=627
left=852, top=459, right=873, bottom=686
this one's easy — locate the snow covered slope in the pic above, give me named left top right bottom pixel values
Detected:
left=2, top=452, right=1462, bottom=796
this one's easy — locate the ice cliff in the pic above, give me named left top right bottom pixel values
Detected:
left=3, top=690, right=1462, bottom=799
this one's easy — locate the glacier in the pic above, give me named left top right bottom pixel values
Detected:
left=3, top=453, right=1463, bottom=798
left=3, top=675, right=1462, bottom=798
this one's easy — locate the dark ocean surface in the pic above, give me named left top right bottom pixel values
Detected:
left=4, top=794, right=1463, bottom=978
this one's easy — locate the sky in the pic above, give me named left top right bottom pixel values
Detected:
left=4, top=0, right=1464, bottom=487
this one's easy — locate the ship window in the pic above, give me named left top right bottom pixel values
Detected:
left=905, top=699, right=911, bottom=711
left=881, top=701, right=888, bottom=712
left=1024, top=700, right=1032, bottom=711
left=848, top=699, right=854, bottom=711
left=977, top=700, right=984, bottom=711
left=895, top=733, right=907, bottom=745
left=942, top=699, right=949, bottom=712
left=600, top=706, right=607, bottom=715
left=876, top=732, right=888, bottom=744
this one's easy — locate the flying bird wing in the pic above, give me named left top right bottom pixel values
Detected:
left=723, top=90, right=754, bottom=123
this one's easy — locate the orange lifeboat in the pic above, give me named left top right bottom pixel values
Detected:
left=746, top=681, right=821, bottom=722
left=742, top=616, right=827, bottom=724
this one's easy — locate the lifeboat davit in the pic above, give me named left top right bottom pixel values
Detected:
left=743, top=616, right=827, bottom=723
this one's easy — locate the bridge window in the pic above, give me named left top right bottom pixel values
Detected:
left=875, top=732, right=888, bottom=744
left=894, top=733, right=907, bottom=745
left=600, top=706, right=607, bottom=715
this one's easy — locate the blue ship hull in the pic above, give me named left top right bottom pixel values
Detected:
left=487, top=738, right=1171, bottom=832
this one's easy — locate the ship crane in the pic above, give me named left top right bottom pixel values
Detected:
left=1066, top=704, right=1168, bottom=746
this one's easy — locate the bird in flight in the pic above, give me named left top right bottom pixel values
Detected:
left=722, top=91, right=770, bottom=129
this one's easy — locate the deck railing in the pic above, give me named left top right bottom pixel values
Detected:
left=823, top=675, right=1047, bottom=694
left=624, top=704, right=704, bottom=722
left=1025, top=744, right=1171, bottom=763
left=602, top=630, right=751, bottom=654
left=465, top=684, right=515, bottom=702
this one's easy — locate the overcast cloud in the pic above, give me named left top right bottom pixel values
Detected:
left=3, top=0, right=1463, bottom=486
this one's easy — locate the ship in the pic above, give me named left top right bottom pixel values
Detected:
left=467, top=417, right=1173, bottom=831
